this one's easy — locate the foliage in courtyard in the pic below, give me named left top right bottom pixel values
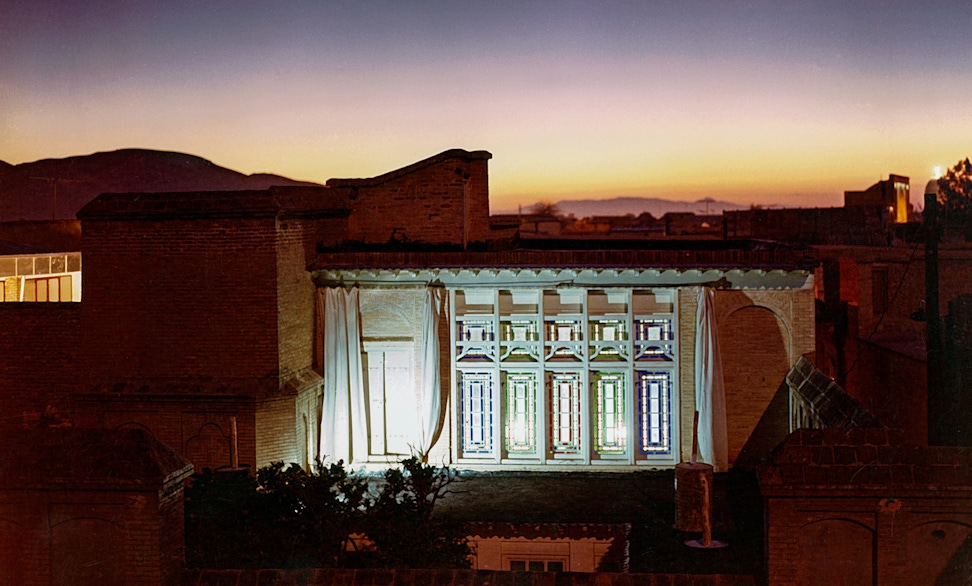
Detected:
left=365, top=457, right=470, bottom=569
left=185, top=457, right=469, bottom=569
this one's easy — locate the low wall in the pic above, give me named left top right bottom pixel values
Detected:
left=183, top=568, right=756, bottom=586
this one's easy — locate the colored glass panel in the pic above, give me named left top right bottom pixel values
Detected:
left=593, top=372, right=626, bottom=454
left=548, top=372, right=582, bottom=454
left=460, top=372, right=494, bottom=455
left=637, top=371, right=672, bottom=454
left=504, top=372, right=537, bottom=454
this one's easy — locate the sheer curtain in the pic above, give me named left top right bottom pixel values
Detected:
left=695, top=286, right=729, bottom=471
left=417, top=287, right=445, bottom=458
left=319, top=287, right=367, bottom=466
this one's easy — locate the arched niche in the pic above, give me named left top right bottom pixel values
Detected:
left=907, top=519, right=972, bottom=584
left=718, top=301, right=791, bottom=465
left=184, top=422, right=230, bottom=472
left=114, top=421, right=158, bottom=439
left=797, top=517, right=874, bottom=586
left=50, top=517, right=126, bottom=586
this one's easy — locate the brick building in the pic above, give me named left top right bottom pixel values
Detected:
left=1, top=149, right=816, bottom=475
left=760, top=427, right=972, bottom=586
left=844, top=174, right=911, bottom=224
left=723, top=174, right=914, bottom=247
left=0, top=428, right=192, bottom=586
left=813, top=243, right=972, bottom=445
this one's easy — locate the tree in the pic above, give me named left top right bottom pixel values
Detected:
left=184, top=457, right=470, bottom=569
left=185, top=461, right=369, bottom=568
left=938, top=157, right=972, bottom=239
left=364, top=457, right=471, bottom=569
left=529, top=200, right=561, bottom=217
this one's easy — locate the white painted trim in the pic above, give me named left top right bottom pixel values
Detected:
left=315, top=267, right=812, bottom=290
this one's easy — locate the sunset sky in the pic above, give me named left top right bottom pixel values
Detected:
left=2, top=1, right=970, bottom=212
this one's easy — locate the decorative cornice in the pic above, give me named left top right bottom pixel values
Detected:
left=312, top=267, right=812, bottom=290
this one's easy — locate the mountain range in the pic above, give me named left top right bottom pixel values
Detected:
left=0, top=149, right=320, bottom=222
left=1, top=149, right=750, bottom=223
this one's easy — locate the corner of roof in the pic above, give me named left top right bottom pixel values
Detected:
left=326, top=149, right=492, bottom=188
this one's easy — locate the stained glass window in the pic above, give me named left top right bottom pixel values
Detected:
left=592, top=372, right=626, bottom=454
left=634, top=317, right=674, bottom=362
left=454, top=287, right=677, bottom=466
left=456, top=317, right=496, bottom=362
left=548, top=372, right=582, bottom=455
left=637, top=371, right=672, bottom=454
left=460, top=371, right=494, bottom=455
left=504, top=372, right=538, bottom=455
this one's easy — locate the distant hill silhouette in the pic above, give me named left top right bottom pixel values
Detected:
left=500, top=197, right=749, bottom=219
left=0, top=149, right=320, bottom=221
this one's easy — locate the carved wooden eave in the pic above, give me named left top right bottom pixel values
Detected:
left=311, top=267, right=812, bottom=290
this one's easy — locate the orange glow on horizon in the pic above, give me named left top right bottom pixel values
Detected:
left=2, top=3, right=969, bottom=214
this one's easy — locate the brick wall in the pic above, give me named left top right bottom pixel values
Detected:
left=0, top=303, right=79, bottom=428
left=761, top=428, right=972, bottom=586
left=815, top=245, right=972, bottom=343
left=0, top=220, right=82, bottom=252
left=711, top=288, right=815, bottom=466
left=841, top=338, right=927, bottom=443
left=255, top=395, right=298, bottom=468
left=75, top=191, right=342, bottom=472
left=74, top=395, right=258, bottom=472
left=79, top=216, right=281, bottom=389
left=813, top=245, right=972, bottom=445
left=330, top=150, right=492, bottom=246
left=724, top=207, right=890, bottom=246
left=159, top=479, right=187, bottom=584
left=295, top=380, right=324, bottom=469
left=0, top=429, right=193, bottom=586
left=276, top=217, right=318, bottom=386
left=677, top=289, right=698, bottom=464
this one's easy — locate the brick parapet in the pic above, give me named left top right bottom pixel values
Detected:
left=76, top=187, right=348, bottom=221
left=760, top=428, right=972, bottom=496
left=311, top=250, right=816, bottom=272
left=182, top=569, right=756, bottom=586
left=784, top=357, right=880, bottom=429
left=330, top=150, right=492, bottom=246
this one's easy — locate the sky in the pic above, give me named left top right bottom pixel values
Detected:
left=2, top=1, right=971, bottom=213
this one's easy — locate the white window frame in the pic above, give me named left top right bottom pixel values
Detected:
left=362, top=341, right=418, bottom=462
left=450, top=287, right=679, bottom=468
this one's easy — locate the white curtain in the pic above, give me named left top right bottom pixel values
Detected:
left=695, top=286, right=729, bottom=472
left=417, top=287, right=445, bottom=457
left=319, top=287, right=367, bottom=466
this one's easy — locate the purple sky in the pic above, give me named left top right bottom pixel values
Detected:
left=2, top=1, right=970, bottom=211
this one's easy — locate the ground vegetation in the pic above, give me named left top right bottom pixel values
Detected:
left=185, top=457, right=469, bottom=569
